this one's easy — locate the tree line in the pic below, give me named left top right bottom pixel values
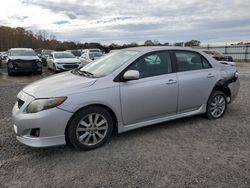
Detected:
left=0, top=26, right=201, bottom=52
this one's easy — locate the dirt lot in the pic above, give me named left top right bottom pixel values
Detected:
left=0, top=62, right=250, bottom=188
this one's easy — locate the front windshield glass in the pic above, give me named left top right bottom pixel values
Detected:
left=43, top=50, right=54, bottom=55
left=89, top=52, right=103, bottom=58
left=89, top=49, right=101, bottom=53
left=70, top=50, right=81, bottom=57
left=10, top=49, right=36, bottom=56
left=54, top=52, right=75, bottom=59
left=80, top=50, right=139, bottom=77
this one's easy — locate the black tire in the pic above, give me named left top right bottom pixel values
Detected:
left=206, top=91, right=227, bottom=119
left=7, top=68, right=14, bottom=76
left=67, top=106, right=113, bottom=150
left=53, top=64, right=57, bottom=73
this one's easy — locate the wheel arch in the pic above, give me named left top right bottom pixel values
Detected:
left=209, top=79, right=231, bottom=103
left=64, top=104, right=118, bottom=144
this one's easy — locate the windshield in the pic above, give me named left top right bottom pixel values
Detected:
left=10, top=49, right=36, bottom=56
left=213, top=51, right=223, bottom=56
left=69, top=50, right=81, bottom=57
left=89, top=52, right=103, bottom=58
left=79, top=50, right=139, bottom=77
left=89, top=49, right=101, bottom=53
left=203, top=51, right=213, bottom=55
left=43, top=50, right=54, bottom=55
left=54, top=52, right=75, bottom=59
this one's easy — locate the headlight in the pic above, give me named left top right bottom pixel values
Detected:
left=26, top=97, right=67, bottom=113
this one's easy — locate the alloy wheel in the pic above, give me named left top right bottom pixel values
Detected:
left=76, top=113, right=108, bottom=146
left=210, top=95, right=226, bottom=118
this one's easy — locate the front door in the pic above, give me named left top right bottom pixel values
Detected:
left=119, top=51, right=178, bottom=125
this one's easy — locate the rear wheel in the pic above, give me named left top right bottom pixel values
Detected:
left=67, top=106, right=113, bottom=150
left=206, top=91, right=227, bottom=119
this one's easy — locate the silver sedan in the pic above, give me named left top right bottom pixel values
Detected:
left=12, top=47, right=239, bottom=150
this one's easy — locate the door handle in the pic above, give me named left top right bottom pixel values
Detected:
left=207, top=73, right=215, bottom=78
left=166, top=79, right=177, bottom=85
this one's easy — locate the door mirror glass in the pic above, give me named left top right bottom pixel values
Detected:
left=123, top=70, right=140, bottom=81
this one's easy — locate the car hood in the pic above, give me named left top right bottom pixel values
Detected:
left=9, top=56, right=39, bottom=61
left=54, top=58, right=80, bottom=63
left=23, top=71, right=96, bottom=98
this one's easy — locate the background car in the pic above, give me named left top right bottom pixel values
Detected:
left=47, top=51, right=81, bottom=72
left=7, top=48, right=42, bottom=76
left=82, top=48, right=103, bottom=54
left=79, top=51, right=103, bottom=66
left=41, top=49, right=54, bottom=66
left=203, top=50, right=233, bottom=62
left=0, top=51, right=8, bottom=61
left=66, top=50, right=82, bottom=58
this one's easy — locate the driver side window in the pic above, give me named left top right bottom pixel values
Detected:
left=128, top=51, right=172, bottom=79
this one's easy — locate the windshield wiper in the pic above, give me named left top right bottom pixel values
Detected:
left=78, top=70, right=95, bottom=77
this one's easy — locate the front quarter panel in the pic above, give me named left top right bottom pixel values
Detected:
left=58, top=75, right=122, bottom=124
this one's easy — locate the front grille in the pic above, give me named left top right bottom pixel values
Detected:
left=63, top=64, right=79, bottom=69
left=16, top=60, right=37, bottom=69
left=17, top=99, right=25, bottom=108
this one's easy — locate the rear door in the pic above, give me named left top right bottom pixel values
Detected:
left=119, top=51, right=178, bottom=125
left=174, top=50, right=218, bottom=113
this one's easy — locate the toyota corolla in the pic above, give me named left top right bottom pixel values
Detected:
left=12, top=47, right=239, bottom=150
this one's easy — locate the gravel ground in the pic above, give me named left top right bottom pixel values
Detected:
left=0, top=62, right=250, bottom=188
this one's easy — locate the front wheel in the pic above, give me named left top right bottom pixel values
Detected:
left=206, top=91, right=227, bottom=119
left=53, top=64, right=58, bottom=73
left=67, top=106, right=113, bottom=150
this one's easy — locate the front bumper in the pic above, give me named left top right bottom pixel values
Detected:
left=8, top=61, right=42, bottom=73
left=12, top=91, right=73, bottom=147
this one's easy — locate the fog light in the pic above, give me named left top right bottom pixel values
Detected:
left=30, top=128, right=40, bottom=137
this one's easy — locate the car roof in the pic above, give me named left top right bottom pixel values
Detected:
left=52, top=51, right=72, bottom=54
left=9, top=48, right=34, bottom=51
left=118, top=46, right=200, bottom=53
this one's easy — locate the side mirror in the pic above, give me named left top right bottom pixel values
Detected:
left=123, top=70, right=140, bottom=81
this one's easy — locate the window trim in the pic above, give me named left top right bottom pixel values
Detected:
left=114, top=50, right=176, bottom=82
left=173, top=50, right=212, bottom=72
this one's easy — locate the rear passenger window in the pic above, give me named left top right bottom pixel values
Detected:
left=202, top=57, right=212, bottom=69
left=175, top=51, right=203, bottom=72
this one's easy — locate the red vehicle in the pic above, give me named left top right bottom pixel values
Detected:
left=203, top=50, right=233, bottom=62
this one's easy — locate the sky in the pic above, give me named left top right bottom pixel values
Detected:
left=0, top=0, right=250, bottom=45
